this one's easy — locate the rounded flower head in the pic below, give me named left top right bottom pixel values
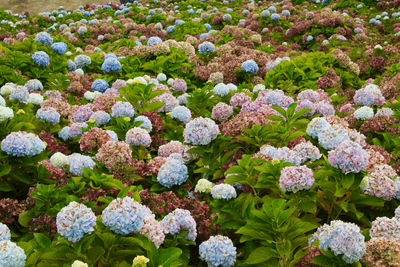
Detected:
left=36, top=108, right=60, bottom=124
left=73, top=104, right=93, bottom=123
left=25, top=79, right=43, bottom=91
left=213, top=83, right=230, bottom=97
left=157, top=154, right=188, bottom=187
left=74, top=55, right=91, bottom=68
left=271, top=13, right=281, bottom=21
left=0, top=223, right=10, bottom=241
left=91, top=79, right=109, bottom=93
left=354, top=84, right=385, bottom=106
left=90, top=111, right=111, bottom=126
left=309, top=220, right=365, bottom=264
left=102, top=57, right=121, bottom=73
left=195, top=179, right=213, bottom=193
left=280, top=166, right=315, bottom=193
left=183, top=117, right=219, bottom=145
left=0, top=241, right=26, bottom=267
left=34, top=31, right=53, bottom=45
left=370, top=217, right=400, bottom=241
left=354, top=106, right=374, bottom=120
left=171, top=106, right=191, bottom=123
left=125, top=127, right=152, bottom=147
left=0, top=106, right=14, bottom=122
left=51, top=42, right=67, bottom=54
left=56, top=202, right=96, bottom=242
left=161, top=208, right=197, bottom=241
left=211, top=184, right=237, bottom=200
left=318, top=124, right=349, bottom=150
left=211, top=102, right=233, bottom=122
left=27, top=93, right=44, bottom=105
left=102, top=196, right=150, bottom=235
left=147, top=36, right=162, bottom=46
left=138, top=217, right=165, bottom=248
left=171, top=79, right=187, bottom=92
left=32, top=51, right=50, bottom=66
left=306, top=117, right=331, bottom=139
left=328, top=140, right=369, bottom=174
left=241, top=59, right=259, bottom=73
left=111, top=101, right=135, bottom=118
left=50, top=152, right=68, bottom=168
left=199, top=235, right=236, bottom=267
left=134, top=115, right=153, bottom=132
left=1, top=132, right=45, bottom=157
left=132, top=256, right=149, bottom=267
left=198, top=41, right=215, bottom=54
left=67, top=153, right=95, bottom=176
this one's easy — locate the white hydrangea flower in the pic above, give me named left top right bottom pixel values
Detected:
left=354, top=106, right=374, bottom=120
left=50, top=152, right=68, bottom=168
left=195, top=179, right=213, bottom=193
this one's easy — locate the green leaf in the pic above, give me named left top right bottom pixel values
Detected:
left=310, top=255, right=334, bottom=266
left=18, top=209, right=35, bottom=227
left=0, top=181, right=14, bottom=191
left=158, top=247, right=182, bottom=266
left=245, top=247, right=277, bottom=264
left=342, top=174, right=354, bottom=189
left=33, top=233, right=51, bottom=249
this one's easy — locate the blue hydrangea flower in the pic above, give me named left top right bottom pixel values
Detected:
left=67, top=60, right=76, bottom=71
left=102, top=196, right=150, bottom=235
left=199, top=235, right=236, bottom=267
left=107, top=130, right=118, bottom=141
left=271, top=13, right=280, bottom=21
left=36, top=107, right=60, bottom=124
left=58, top=126, right=70, bottom=141
left=90, top=111, right=111, bottom=126
left=147, top=36, right=162, bottom=46
left=51, top=42, right=67, bottom=54
left=241, top=59, right=259, bottom=73
left=282, top=10, right=290, bottom=17
left=56, top=202, right=96, bottom=242
left=183, top=117, right=220, bottom=145
left=161, top=209, right=197, bottom=241
left=101, top=57, right=121, bottom=73
left=134, top=115, right=153, bottom=132
left=198, top=41, right=215, bottom=54
left=306, top=35, right=314, bottom=42
left=34, top=31, right=53, bottom=45
left=157, top=154, right=189, bottom=187
left=111, top=101, right=135, bottom=118
left=91, top=79, right=109, bottom=93
left=0, top=223, right=11, bottom=241
left=67, top=153, right=95, bottom=176
left=211, top=184, right=237, bottom=200
left=306, top=117, right=331, bottom=139
left=74, top=55, right=91, bottom=68
left=1, top=132, right=45, bottom=157
left=213, top=83, right=230, bottom=97
left=199, top=33, right=209, bottom=39
left=261, top=10, right=270, bottom=18
left=32, top=51, right=50, bottom=66
left=25, top=79, right=43, bottom=91
left=204, top=23, right=211, bottom=30
left=166, top=26, right=175, bottom=33
left=171, top=106, right=191, bottom=123
left=268, top=6, right=277, bottom=13
left=309, top=220, right=365, bottom=264
left=0, top=241, right=26, bottom=267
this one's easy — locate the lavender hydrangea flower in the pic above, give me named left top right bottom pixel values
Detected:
left=328, top=140, right=369, bottom=174
left=183, top=117, right=219, bottom=145
left=34, top=31, right=53, bottom=45
left=157, top=154, right=188, bottom=187
left=125, top=127, right=151, bottom=147
left=102, top=196, right=150, bottom=235
left=0, top=241, right=26, bottom=267
left=1, top=132, right=45, bottom=157
left=111, top=101, right=135, bottom=118
left=211, top=184, right=237, bottom=200
left=279, top=166, right=315, bottom=193
left=354, top=84, right=385, bottom=106
left=90, top=111, right=111, bottom=126
left=9, top=86, right=29, bottom=103
left=199, top=235, right=236, bottom=267
left=25, top=79, right=43, bottom=91
left=36, top=107, right=60, bottom=124
left=161, top=209, right=197, bottom=241
left=171, top=106, right=191, bottom=123
left=73, top=104, right=93, bottom=122
left=309, top=220, right=365, bottom=264
left=32, top=51, right=50, bottom=66
left=56, top=202, right=96, bottom=242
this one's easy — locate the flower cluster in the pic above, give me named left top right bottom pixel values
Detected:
left=183, top=117, right=220, bottom=145
left=279, top=166, right=315, bottom=193
left=1, top=132, right=46, bottom=157
left=199, top=235, right=236, bottom=267
left=161, top=208, right=197, bottom=241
